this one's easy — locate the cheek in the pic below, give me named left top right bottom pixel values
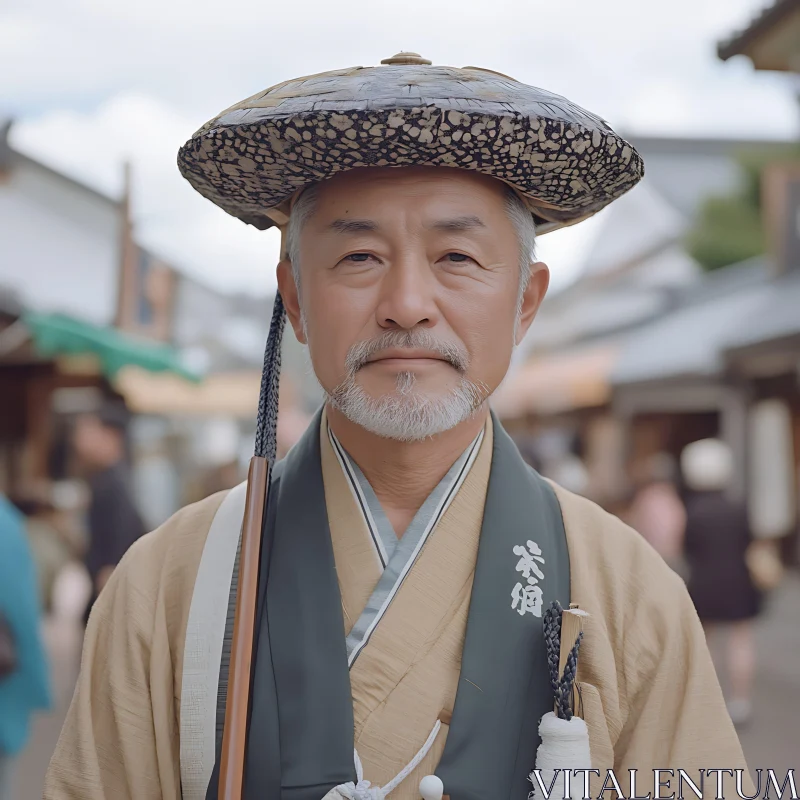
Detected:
left=450, top=290, right=517, bottom=386
left=300, top=283, right=374, bottom=387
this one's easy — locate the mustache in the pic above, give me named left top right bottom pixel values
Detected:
left=344, top=330, right=470, bottom=374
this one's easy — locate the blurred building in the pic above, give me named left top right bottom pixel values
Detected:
left=616, top=9, right=800, bottom=561
left=0, top=120, right=143, bottom=493
left=0, top=118, right=122, bottom=326
left=612, top=254, right=800, bottom=551
left=718, top=0, right=800, bottom=78
left=494, top=12, right=800, bottom=563
left=493, top=135, right=795, bottom=506
left=718, top=0, right=799, bottom=560
left=0, top=120, right=318, bottom=528
left=116, top=276, right=320, bottom=526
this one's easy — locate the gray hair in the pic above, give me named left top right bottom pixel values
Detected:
left=285, top=180, right=537, bottom=302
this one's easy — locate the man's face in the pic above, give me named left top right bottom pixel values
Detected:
left=278, top=167, right=548, bottom=440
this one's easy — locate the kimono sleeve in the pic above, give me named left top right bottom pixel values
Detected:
left=612, top=570, right=756, bottom=798
left=44, top=532, right=181, bottom=800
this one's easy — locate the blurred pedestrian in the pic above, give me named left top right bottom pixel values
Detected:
left=681, top=438, right=760, bottom=726
left=627, top=453, right=687, bottom=576
left=0, top=495, right=52, bottom=800
left=10, top=484, right=85, bottom=613
left=71, top=405, right=146, bottom=624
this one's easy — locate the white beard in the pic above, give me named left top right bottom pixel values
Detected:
left=327, top=370, right=488, bottom=442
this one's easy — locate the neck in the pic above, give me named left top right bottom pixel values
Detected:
left=326, top=403, right=489, bottom=535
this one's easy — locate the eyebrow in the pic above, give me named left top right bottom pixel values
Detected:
left=429, top=215, right=487, bottom=232
left=328, top=219, right=379, bottom=234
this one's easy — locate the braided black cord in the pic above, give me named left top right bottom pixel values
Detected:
left=556, top=631, right=583, bottom=721
left=253, top=292, right=287, bottom=461
left=543, top=601, right=563, bottom=700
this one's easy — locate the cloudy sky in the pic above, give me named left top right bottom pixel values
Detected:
left=3, top=0, right=798, bottom=295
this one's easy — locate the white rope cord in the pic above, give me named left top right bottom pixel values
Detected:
left=381, top=719, right=442, bottom=795
left=328, top=719, right=442, bottom=799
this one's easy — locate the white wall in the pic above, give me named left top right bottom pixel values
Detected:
left=0, top=156, right=121, bottom=325
left=171, top=275, right=233, bottom=347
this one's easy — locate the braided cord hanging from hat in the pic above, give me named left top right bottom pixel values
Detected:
left=543, top=600, right=583, bottom=721
left=254, top=292, right=287, bottom=461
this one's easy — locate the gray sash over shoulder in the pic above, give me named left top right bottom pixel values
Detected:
left=205, top=412, right=570, bottom=800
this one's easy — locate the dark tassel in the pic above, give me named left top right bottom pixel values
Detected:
left=542, top=600, right=583, bottom=720
left=253, top=292, right=287, bottom=461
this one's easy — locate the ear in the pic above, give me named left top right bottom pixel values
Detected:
left=515, top=261, right=549, bottom=345
left=276, top=259, right=306, bottom=344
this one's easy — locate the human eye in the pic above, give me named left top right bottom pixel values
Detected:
left=341, top=252, right=377, bottom=264
left=441, top=252, right=475, bottom=264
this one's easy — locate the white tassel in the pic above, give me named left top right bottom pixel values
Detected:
left=530, top=711, right=591, bottom=799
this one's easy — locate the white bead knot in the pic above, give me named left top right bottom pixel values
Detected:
left=327, top=719, right=443, bottom=800
left=419, top=774, right=444, bottom=800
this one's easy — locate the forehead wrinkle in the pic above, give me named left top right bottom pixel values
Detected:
left=428, top=215, right=487, bottom=233
left=328, top=218, right=379, bottom=234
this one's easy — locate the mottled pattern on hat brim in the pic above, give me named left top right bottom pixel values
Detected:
left=177, top=65, right=644, bottom=234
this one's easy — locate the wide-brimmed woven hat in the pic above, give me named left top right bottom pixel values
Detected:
left=178, top=52, right=643, bottom=235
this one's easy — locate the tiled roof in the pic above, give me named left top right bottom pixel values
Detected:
left=718, top=0, right=799, bottom=61
left=1, top=117, right=120, bottom=206
left=610, top=260, right=777, bottom=386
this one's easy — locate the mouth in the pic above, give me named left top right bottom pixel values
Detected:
left=364, top=350, right=450, bottom=368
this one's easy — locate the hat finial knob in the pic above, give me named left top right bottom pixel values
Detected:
left=380, top=51, right=433, bottom=66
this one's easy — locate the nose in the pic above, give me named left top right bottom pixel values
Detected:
left=375, top=252, right=439, bottom=331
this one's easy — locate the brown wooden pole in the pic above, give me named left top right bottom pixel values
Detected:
left=218, top=455, right=270, bottom=799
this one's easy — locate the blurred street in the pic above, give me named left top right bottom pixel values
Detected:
left=724, top=574, right=800, bottom=777
left=11, top=565, right=800, bottom=798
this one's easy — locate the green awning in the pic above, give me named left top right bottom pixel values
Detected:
left=23, top=312, right=201, bottom=382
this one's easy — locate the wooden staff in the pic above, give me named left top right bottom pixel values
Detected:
left=218, top=456, right=270, bottom=799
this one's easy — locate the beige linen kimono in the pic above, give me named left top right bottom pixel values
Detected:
left=44, top=417, right=753, bottom=800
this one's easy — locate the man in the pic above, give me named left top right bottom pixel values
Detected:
left=71, top=405, right=146, bottom=622
left=46, top=54, right=753, bottom=800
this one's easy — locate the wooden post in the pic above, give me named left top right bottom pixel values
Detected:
left=762, top=162, right=800, bottom=278
left=116, top=161, right=137, bottom=331
left=24, top=366, right=55, bottom=483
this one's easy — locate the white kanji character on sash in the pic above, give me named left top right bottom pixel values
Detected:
left=513, top=540, right=545, bottom=583
left=511, top=581, right=544, bottom=617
